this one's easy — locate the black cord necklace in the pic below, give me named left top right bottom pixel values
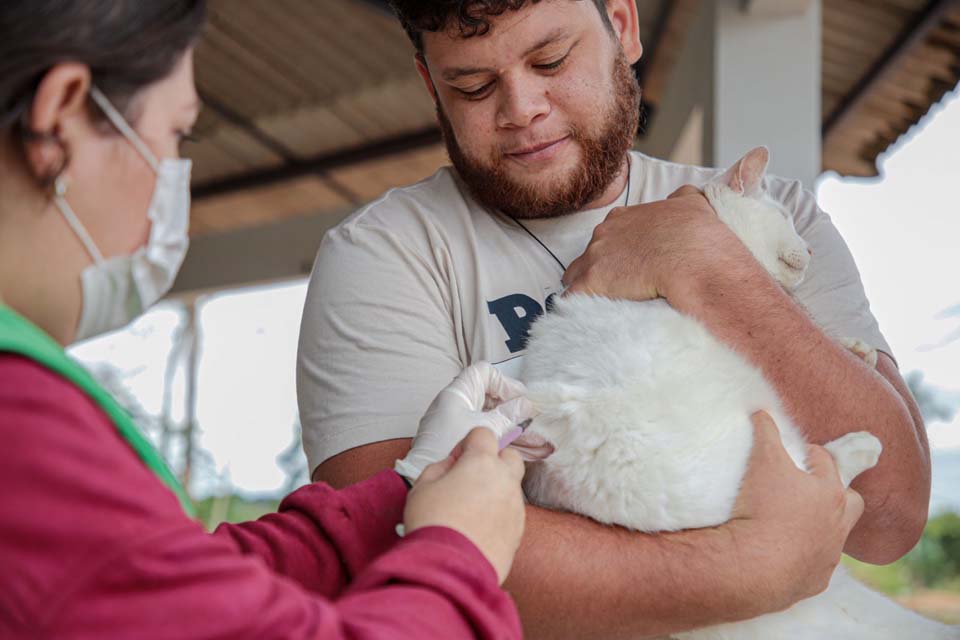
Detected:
left=508, top=161, right=632, bottom=272
left=510, top=218, right=569, bottom=272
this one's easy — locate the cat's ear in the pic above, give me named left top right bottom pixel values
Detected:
left=510, top=429, right=555, bottom=461
left=724, top=146, right=770, bottom=197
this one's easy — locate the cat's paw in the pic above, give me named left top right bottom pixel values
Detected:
left=839, top=337, right=878, bottom=368
left=823, top=431, right=882, bottom=487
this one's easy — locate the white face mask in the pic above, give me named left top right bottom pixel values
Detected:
left=55, top=86, right=192, bottom=343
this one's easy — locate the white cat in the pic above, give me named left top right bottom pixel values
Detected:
left=517, top=147, right=958, bottom=639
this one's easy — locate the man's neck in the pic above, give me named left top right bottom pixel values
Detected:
left=579, top=155, right=630, bottom=211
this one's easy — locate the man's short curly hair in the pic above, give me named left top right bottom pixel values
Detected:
left=388, top=1, right=612, bottom=57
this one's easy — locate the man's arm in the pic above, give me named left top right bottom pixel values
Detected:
left=671, top=251, right=929, bottom=563
left=303, top=194, right=862, bottom=638
left=314, top=415, right=862, bottom=640
left=297, top=221, right=464, bottom=475
left=564, top=191, right=930, bottom=563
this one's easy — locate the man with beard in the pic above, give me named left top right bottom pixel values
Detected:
left=297, top=1, right=930, bottom=637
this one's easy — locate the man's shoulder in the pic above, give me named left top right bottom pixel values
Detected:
left=631, top=151, right=814, bottom=212
left=631, top=151, right=722, bottom=194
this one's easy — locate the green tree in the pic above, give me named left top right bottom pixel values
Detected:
left=905, top=370, right=959, bottom=424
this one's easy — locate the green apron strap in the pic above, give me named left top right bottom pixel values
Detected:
left=0, top=305, right=195, bottom=516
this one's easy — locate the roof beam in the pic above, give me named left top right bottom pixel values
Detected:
left=353, top=0, right=394, bottom=16
left=823, top=0, right=959, bottom=140
left=198, top=90, right=299, bottom=164
left=192, top=126, right=443, bottom=201
left=633, top=1, right=675, bottom=135
left=171, top=208, right=350, bottom=295
left=636, top=0, right=700, bottom=110
left=636, top=1, right=674, bottom=87
left=741, top=0, right=812, bottom=17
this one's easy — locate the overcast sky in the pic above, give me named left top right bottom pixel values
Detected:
left=818, top=88, right=960, bottom=450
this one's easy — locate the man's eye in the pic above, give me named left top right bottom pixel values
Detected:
left=458, top=82, right=494, bottom=100
left=535, top=54, right=568, bottom=71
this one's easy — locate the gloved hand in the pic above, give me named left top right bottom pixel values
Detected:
left=395, top=362, right=538, bottom=482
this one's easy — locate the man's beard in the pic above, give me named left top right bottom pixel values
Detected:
left=438, top=51, right=641, bottom=220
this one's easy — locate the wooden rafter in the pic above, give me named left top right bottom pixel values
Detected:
left=192, top=126, right=442, bottom=201
left=822, top=0, right=960, bottom=141
left=637, top=0, right=700, bottom=109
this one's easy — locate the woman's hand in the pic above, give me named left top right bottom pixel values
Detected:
left=403, top=428, right=527, bottom=584
left=395, top=362, right=537, bottom=482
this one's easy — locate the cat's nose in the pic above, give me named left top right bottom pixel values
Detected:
left=808, top=247, right=813, bottom=256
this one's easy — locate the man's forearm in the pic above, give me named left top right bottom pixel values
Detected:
left=318, top=441, right=773, bottom=638
left=505, top=505, right=763, bottom=640
left=672, top=260, right=930, bottom=562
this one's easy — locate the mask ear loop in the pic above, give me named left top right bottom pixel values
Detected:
left=88, top=86, right=160, bottom=173
left=18, top=123, right=101, bottom=265
left=55, top=85, right=160, bottom=265
left=16, top=104, right=103, bottom=264
left=52, top=175, right=105, bottom=265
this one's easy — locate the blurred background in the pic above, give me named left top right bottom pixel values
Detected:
left=68, top=0, right=960, bottom=622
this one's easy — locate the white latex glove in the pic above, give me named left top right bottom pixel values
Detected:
left=395, top=362, right=539, bottom=482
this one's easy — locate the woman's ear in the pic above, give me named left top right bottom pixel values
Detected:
left=22, top=63, right=92, bottom=183
left=606, top=0, right=643, bottom=64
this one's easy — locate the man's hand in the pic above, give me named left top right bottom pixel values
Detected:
left=726, top=412, right=865, bottom=616
left=563, top=186, right=747, bottom=303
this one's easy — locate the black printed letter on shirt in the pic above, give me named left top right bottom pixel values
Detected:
left=487, top=294, right=544, bottom=353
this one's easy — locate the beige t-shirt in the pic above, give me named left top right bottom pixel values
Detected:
left=297, top=151, right=891, bottom=472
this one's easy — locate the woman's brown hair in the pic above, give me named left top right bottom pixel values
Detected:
left=0, top=0, right=207, bottom=135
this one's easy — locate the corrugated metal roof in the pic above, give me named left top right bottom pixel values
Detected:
left=185, top=0, right=960, bottom=237
left=822, top=0, right=960, bottom=176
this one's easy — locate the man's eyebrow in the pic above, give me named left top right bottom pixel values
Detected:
left=439, top=28, right=572, bottom=82
left=521, top=27, right=570, bottom=58
left=441, top=65, right=494, bottom=82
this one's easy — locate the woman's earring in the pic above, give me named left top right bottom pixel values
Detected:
left=21, top=125, right=69, bottom=189
left=54, top=175, right=69, bottom=199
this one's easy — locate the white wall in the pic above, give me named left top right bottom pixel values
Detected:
left=638, top=0, right=822, bottom=188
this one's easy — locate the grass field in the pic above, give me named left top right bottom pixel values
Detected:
left=844, top=554, right=960, bottom=624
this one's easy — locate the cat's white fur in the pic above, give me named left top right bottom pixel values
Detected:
left=518, top=147, right=957, bottom=639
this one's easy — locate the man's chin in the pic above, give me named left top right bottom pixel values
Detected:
left=503, top=154, right=584, bottom=193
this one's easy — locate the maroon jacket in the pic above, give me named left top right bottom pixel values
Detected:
left=0, top=356, right=522, bottom=639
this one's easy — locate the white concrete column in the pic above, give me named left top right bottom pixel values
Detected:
left=637, top=0, right=822, bottom=188
left=712, top=0, right=822, bottom=187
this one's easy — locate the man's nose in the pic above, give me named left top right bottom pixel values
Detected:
left=496, top=78, right=550, bottom=129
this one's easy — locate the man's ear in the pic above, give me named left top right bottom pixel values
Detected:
left=23, top=63, right=91, bottom=183
left=414, top=55, right=439, bottom=104
left=606, top=0, right=642, bottom=64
